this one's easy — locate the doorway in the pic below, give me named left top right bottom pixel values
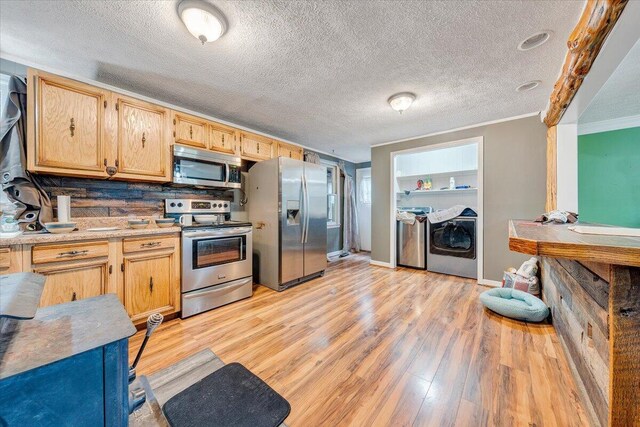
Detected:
left=356, top=167, right=372, bottom=251
left=389, top=136, right=486, bottom=284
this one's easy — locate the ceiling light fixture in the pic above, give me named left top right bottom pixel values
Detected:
left=516, top=80, right=541, bottom=92
left=178, top=0, right=227, bottom=45
left=518, top=31, right=552, bottom=51
left=388, top=92, right=416, bottom=114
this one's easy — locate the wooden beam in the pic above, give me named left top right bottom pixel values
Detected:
left=546, top=126, right=557, bottom=212
left=609, top=266, right=640, bottom=426
left=544, top=0, right=628, bottom=127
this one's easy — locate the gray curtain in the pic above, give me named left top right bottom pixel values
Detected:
left=0, top=75, right=52, bottom=228
left=339, top=161, right=359, bottom=253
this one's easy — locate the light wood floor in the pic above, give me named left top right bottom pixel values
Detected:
left=129, top=253, right=589, bottom=427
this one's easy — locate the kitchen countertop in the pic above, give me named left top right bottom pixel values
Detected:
left=508, top=220, right=640, bottom=267
left=0, top=223, right=181, bottom=245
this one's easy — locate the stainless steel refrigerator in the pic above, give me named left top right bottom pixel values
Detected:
left=248, top=157, right=327, bottom=291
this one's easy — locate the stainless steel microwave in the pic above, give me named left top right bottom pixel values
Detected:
left=172, top=145, right=242, bottom=189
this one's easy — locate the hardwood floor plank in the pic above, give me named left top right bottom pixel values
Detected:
left=370, top=372, right=431, bottom=427
left=413, top=329, right=476, bottom=427
left=129, top=254, right=588, bottom=426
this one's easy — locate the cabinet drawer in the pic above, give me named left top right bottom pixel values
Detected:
left=0, top=248, right=10, bottom=269
left=32, top=241, right=109, bottom=264
left=123, top=235, right=176, bottom=254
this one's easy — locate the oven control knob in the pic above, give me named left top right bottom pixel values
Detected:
left=217, top=203, right=222, bottom=208
left=224, top=203, right=228, bottom=208
left=177, top=202, right=183, bottom=207
left=170, top=202, right=176, bottom=207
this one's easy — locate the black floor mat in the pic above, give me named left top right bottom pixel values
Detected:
left=162, top=362, right=290, bottom=427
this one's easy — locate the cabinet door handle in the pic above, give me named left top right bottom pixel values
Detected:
left=109, top=265, right=113, bottom=274
left=141, top=242, right=161, bottom=248
left=71, top=291, right=77, bottom=301
left=57, top=250, right=88, bottom=258
left=149, top=276, right=153, bottom=292
left=69, top=118, right=75, bottom=137
left=189, top=125, right=193, bottom=139
left=256, top=142, right=260, bottom=153
left=221, top=134, right=225, bottom=146
left=142, top=132, right=146, bottom=148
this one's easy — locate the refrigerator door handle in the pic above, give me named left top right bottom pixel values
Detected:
left=303, top=172, right=310, bottom=243
left=300, top=173, right=307, bottom=244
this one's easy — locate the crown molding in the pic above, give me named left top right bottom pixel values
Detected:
left=578, top=114, right=640, bottom=135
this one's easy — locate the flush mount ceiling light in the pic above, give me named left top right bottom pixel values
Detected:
left=518, top=31, right=552, bottom=51
left=388, top=92, right=416, bottom=114
left=516, top=80, right=541, bottom=92
left=178, top=0, right=227, bottom=44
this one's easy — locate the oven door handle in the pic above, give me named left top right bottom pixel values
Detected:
left=225, top=162, right=230, bottom=186
left=183, top=227, right=252, bottom=238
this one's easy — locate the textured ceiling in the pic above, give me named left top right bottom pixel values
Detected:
left=0, top=0, right=583, bottom=162
left=580, top=39, right=640, bottom=124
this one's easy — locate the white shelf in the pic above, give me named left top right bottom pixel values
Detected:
left=397, top=188, right=477, bottom=196
left=395, top=169, right=477, bottom=182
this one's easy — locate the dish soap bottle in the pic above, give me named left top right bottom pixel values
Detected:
left=449, top=176, right=455, bottom=189
left=424, top=176, right=432, bottom=190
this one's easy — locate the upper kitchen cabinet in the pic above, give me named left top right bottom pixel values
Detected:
left=276, top=141, right=304, bottom=160
left=112, top=94, right=172, bottom=182
left=27, top=69, right=110, bottom=179
left=239, top=131, right=274, bottom=161
left=173, top=111, right=208, bottom=149
left=209, top=122, right=238, bottom=155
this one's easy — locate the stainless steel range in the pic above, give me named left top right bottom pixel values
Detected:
left=165, top=199, right=253, bottom=318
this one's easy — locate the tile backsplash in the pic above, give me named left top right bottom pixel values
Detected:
left=37, top=175, right=233, bottom=218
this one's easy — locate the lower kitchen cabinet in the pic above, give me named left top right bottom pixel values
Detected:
left=121, top=235, right=181, bottom=323
left=0, top=246, right=23, bottom=274
left=29, top=240, right=114, bottom=308
left=35, top=259, right=108, bottom=307
left=16, top=233, right=181, bottom=325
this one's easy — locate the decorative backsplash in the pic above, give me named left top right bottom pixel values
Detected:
left=37, top=176, right=232, bottom=218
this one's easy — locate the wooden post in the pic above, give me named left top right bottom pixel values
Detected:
left=609, top=266, right=640, bottom=426
left=546, top=126, right=557, bottom=212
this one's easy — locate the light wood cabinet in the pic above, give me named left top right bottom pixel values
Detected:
left=114, top=95, right=171, bottom=181
left=27, top=69, right=109, bottom=178
left=173, top=111, right=208, bottom=149
left=276, top=141, right=304, bottom=160
left=27, top=67, right=308, bottom=178
left=17, top=233, right=180, bottom=325
left=121, top=236, right=180, bottom=323
left=27, top=68, right=172, bottom=183
left=35, top=258, right=109, bottom=308
left=239, top=131, right=274, bottom=161
left=30, top=240, right=113, bottom=308
left=0, top=246, right=23, bottom=274
left=209, top=122, right=238, bottom=155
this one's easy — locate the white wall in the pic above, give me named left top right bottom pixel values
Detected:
left=395, top=143, right=477, bottom=176
left=556, top=123, right=578, bottom=213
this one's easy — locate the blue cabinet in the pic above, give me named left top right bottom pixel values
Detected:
left=0, top=295, right=135, bottom=426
